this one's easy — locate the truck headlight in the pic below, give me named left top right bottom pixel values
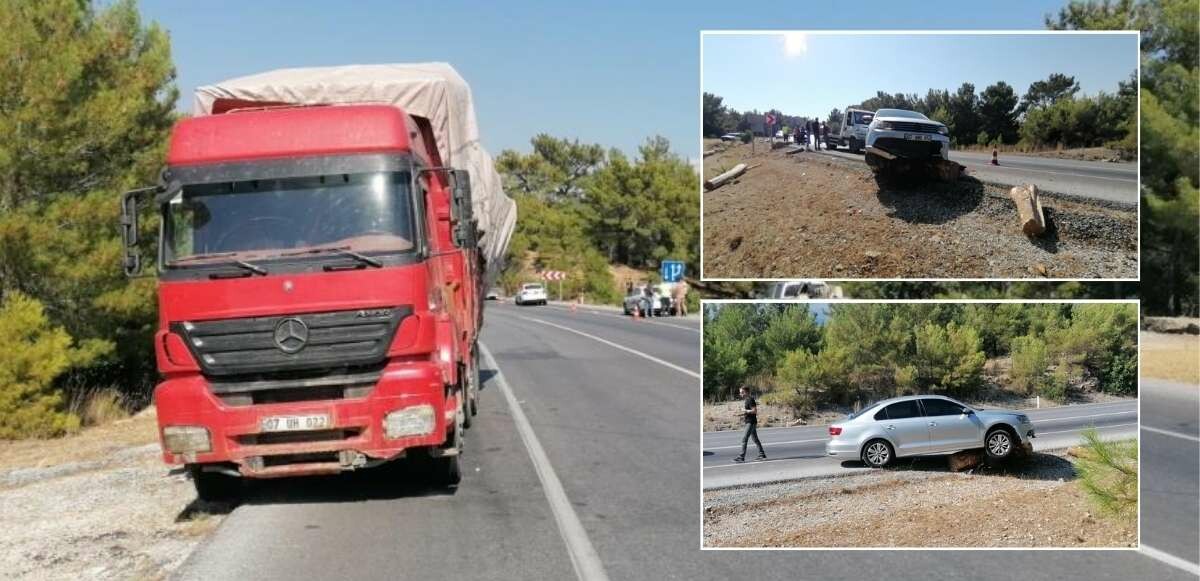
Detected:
left=384, top=405, right=436, bottom=438
left=163, top=426, right=212, bottom=454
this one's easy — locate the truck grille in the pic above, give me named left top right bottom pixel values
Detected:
left=889, top=121, right=941, bottom=134
left=171, top=307, right=410, bottom=377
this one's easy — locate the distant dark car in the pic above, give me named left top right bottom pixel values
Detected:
left=485, top=288, right=500, bottom=300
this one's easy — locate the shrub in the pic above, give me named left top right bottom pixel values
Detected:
left=1075, top=429, right=1137, bottom=522
left=0, top=292, right=104, bottom=438
left=740, top=131, right=752, bottom=144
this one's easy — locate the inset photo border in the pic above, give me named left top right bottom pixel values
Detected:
left=700, top=299, right=1141, bottom=550
left=699, top=31, right=1140, bottom=282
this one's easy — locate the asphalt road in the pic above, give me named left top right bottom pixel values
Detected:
left=703, top=399, right=1139, bottom=489
left=172, top=303, right=1196, bottom=581
left=819, top=147, right=1138, bottom=205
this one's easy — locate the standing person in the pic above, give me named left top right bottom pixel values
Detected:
left=821, top=122, right=829, bottom=149
left=672, top=279, right=689, bottom=316
left=793, top=125, right=802, bottom=146
left=734, top=386, right=767, bottom=462
left=809, top=118, right=820, bottom=150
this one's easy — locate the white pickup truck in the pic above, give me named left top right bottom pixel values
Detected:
left=829, top=108, right=875, bottom=153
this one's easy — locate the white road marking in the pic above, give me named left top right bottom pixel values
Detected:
left=1141, top=425, right=1200, bottom=443
left=542, top=304, right=701, bottom=333
left=523, top=317, right=700, bottom=379
left=479, top=343, right=610, bottom=581
left=1037, top=422, right=1138, bottom=435
left=1140, top=544, right=1200, bottom=577
left=705, top=438, right=826, bottom=451
left=1034, top=410, right=1138, bottom=423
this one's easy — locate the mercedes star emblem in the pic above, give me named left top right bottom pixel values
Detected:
left=273, top=317, right=309, bottom=354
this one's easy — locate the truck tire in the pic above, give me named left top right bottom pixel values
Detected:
left=431, top=455, right=462, bottom=487
left=189, top=465, right=241, bottom=502
left=850, top=138, right=862, bottom=154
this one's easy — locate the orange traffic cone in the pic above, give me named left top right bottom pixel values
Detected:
left=991, top=148, right=999, bottom=166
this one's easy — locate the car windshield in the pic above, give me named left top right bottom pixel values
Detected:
left=163, top=171, right=415, bottom=265
left=852, top=111, right=874, bottom=125
left=875, top=109, right=928, bottom=120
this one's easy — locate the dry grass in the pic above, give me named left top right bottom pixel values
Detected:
left=1140, top=331, right=1200, bottom=384
left=0, top=406, right=158, bottom=471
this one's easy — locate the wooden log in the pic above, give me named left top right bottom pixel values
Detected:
left=704, top=163, right=746, bottom=191
left=1008, top=183, right=1046, bottom=236
left=948, top=449, right=984, bottom=471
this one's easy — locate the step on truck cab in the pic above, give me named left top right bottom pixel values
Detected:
left=119, top=64, right=516, bottom=500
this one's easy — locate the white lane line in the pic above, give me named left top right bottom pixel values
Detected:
left=542, top=304, right=702, bottom=334
left=705, top=438, right=826, bottom=451
left=479, top=343, right=610, bottom=581
left=956, top=159, right=1137, bottom=183
left=1141, top=425, right=1200, bottom=443
left=1034, top=411, right=1138, bottom=424
left=523, top=317, right=700, bottom=379
left=1140, top=544, right=1200, bottom=577
left=1037, top=422, right=1138, bottom=435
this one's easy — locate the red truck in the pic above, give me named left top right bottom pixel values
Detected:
left=119, top=64, right=515, bottom=500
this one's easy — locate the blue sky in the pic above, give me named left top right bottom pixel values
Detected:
left=704, top=33, right=1137, bottom=121
left=139, top=0, right=1099, bottom=161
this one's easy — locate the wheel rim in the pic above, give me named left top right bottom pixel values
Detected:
left=866, top=442, right=889, bottom=466
left=988, top=432, right=1011, bottom=456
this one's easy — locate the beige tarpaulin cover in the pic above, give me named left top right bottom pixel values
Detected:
left=192, top=63, right=516, bottom=284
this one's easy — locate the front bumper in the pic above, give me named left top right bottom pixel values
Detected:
left=866, top=131, right=950, bottom=160
left=154, top=360, right=449, bottom=478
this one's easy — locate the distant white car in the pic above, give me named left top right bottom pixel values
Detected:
left=485, top=288, right=500, bottom=300
left=865, top=108, right=950, bottom=161
left=514, top=283, right=547, bottom=306
left=720, top=133, right=741, bottom=142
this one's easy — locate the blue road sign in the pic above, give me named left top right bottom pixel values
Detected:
left=660, top=260, right=685, bottom=283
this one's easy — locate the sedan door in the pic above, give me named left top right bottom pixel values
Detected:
left=875, top=400, right=930, bottom=456
left=920, top=398, right=984, bottom=453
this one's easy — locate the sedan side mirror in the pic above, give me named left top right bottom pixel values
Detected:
left=962, top=408, right=975, bottom=416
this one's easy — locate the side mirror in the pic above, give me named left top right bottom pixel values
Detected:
left=449, top=169, right=476, bottom=249
left=962, top=408, right=975, bottom=416
left=120, top=186, right=157, bottom=277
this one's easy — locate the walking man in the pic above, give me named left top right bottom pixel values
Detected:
left=672, top=279, right=689, bottom=317
left=734, top=386, right=766, bottom=462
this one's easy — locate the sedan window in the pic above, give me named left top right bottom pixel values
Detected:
left=881, top=400, right=923, bottom=419
left=921, top=398, right=968, bottom=416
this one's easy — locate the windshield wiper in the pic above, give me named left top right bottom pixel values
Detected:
left=280, top=246, right=383, bottom=268
left=167, top=253, right=268, bottom=276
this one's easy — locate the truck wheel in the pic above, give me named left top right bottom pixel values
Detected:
left=431, top=455, right=462, bottom=487
left=469, top=349, right=480, bottom=417
left=189, top=465, right=241, bottom=502
left=850, top=138, right=862, bottom=154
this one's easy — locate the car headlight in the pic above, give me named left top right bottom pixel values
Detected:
left=936, top=125, right=949, bottom=135
left=163, top=425, right=212, bottom=454
left=874, top=121, right=894, bottom=131
left=1017, top=414, right=1031, bottom=423
left=384, top=405, right=436, bottom=439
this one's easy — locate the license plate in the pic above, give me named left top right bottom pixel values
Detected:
left=905, top=133, right=932, bottom=141
left=260, top=414, right=330, bottom=432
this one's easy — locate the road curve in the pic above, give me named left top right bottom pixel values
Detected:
left=818, top=147, right=1138, bottom=204
left=172, top=304, right=1194, bottom=580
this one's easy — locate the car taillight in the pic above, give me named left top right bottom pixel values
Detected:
left=829, top=426, right=842, bottom=436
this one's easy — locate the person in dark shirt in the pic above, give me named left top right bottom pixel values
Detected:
left=735, top=386, right=766, bottom=462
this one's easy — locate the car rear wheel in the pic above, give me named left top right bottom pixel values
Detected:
left=985, top=428, right=1015, bottom=461
left=861, top=439, right=894, bottom=468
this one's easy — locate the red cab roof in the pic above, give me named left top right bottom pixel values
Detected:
left=166, top=104, right=415, bottom=166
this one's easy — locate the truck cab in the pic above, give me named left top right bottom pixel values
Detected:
left=122, top=103, right=486, bottom=499
left=837, top=108, right=875, bottom=153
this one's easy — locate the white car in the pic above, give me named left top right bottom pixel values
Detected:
left=514, top=283, right=547, bottom=306
left=865, top=108, right=950, bottom=161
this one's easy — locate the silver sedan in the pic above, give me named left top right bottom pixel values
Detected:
left=825, top=395, right=1034, bottom=468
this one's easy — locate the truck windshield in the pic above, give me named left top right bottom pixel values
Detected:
left=163, top=171, right=416, bottom=265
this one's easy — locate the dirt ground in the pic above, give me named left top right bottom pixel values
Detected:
left=703, top=450, right=1136, bottom=548
left=1141, top=331, right=1200, bottom=384
left=0, top=408, right=224, bottom=580
left=701, top=142, right=1137, bottom=279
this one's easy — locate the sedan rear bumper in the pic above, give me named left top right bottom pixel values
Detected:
left=825, top=438, right=859, bottom=457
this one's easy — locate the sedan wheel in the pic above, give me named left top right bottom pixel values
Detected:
left=986, top=429, right=1013, bottom=460
left=862, top=440, right=892, bottom=468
